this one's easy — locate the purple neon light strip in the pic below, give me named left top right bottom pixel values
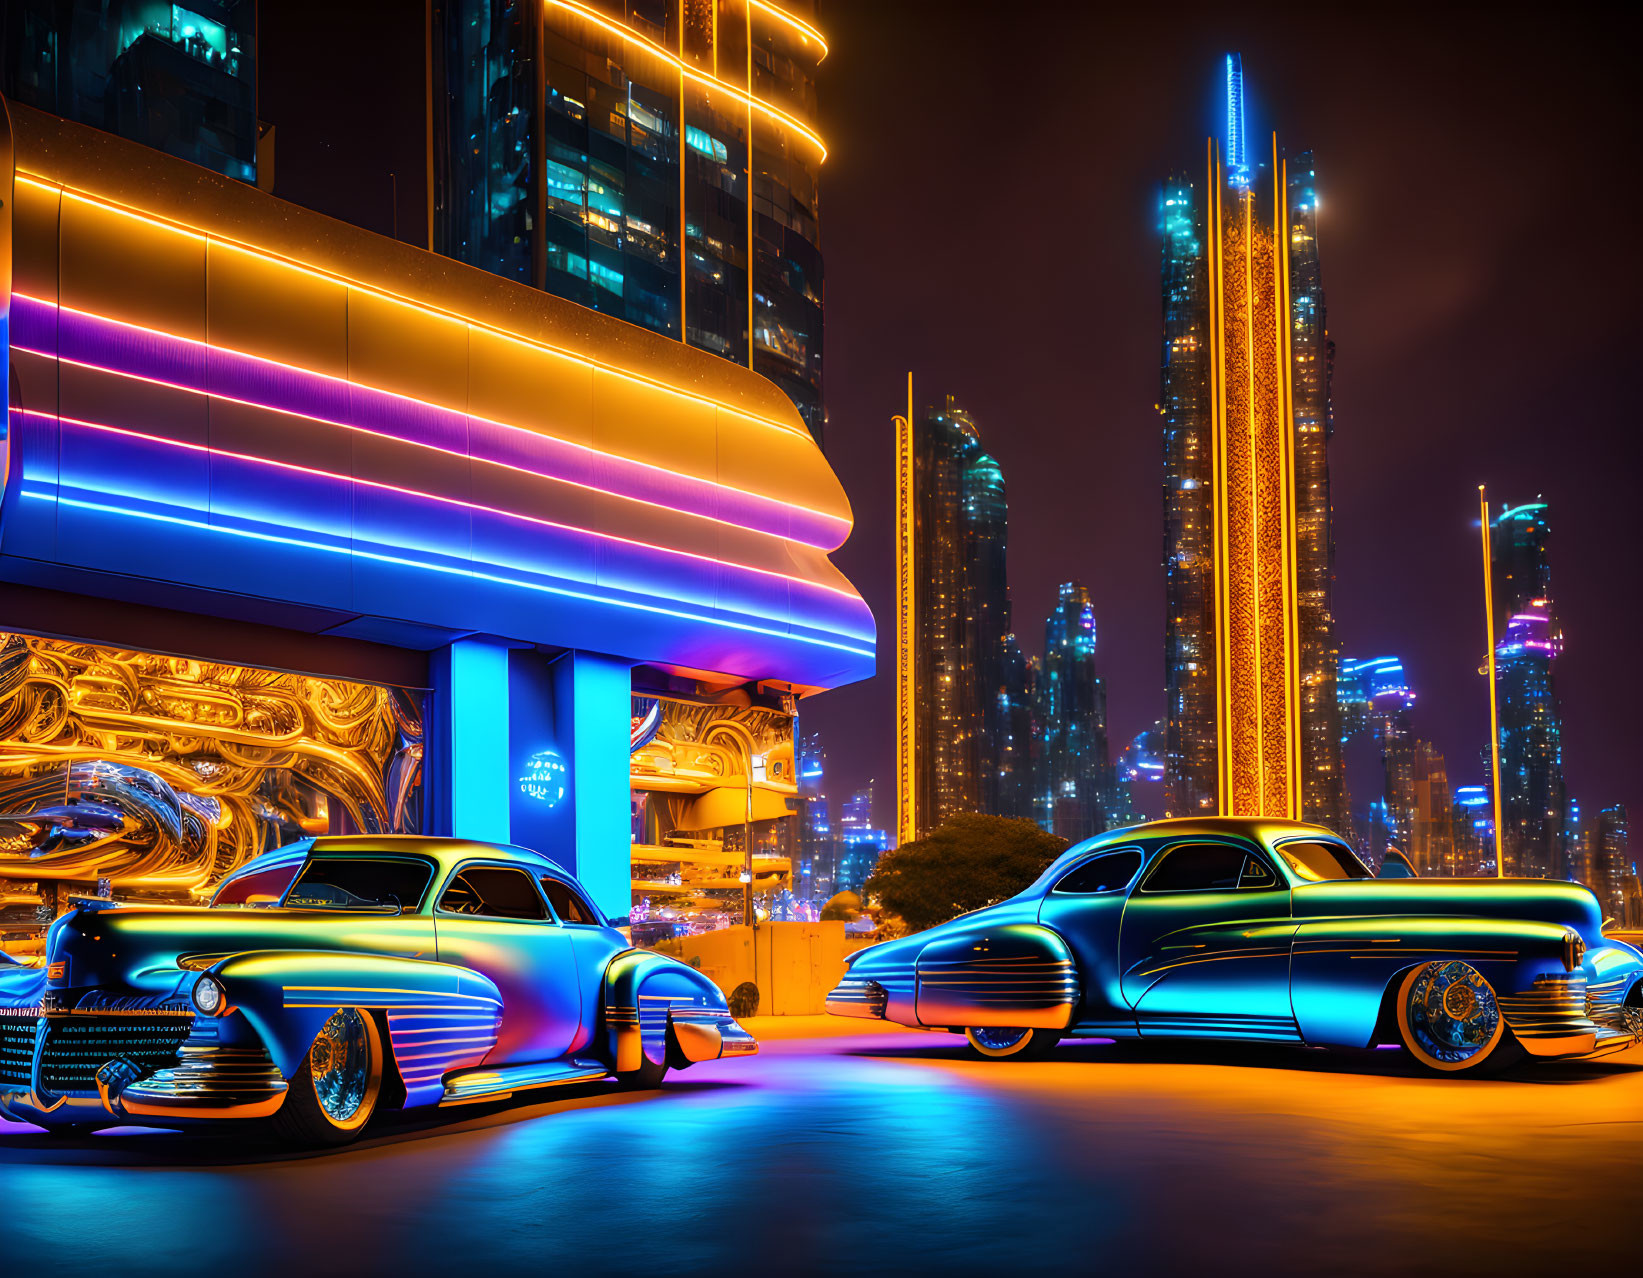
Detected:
left=13, top=406, right=865, bottom=614
left=8, top=293, right=849, bottom=551
left=12, top=408, right=874, bottom=646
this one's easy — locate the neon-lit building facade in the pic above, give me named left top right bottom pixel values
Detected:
left=1160, top=54, right=1342, bottom=825
left=1489, top=501, right=1568, bottom=878
left=0, top=97, right=871, bottom=942
left=432, top=0, right=828, bottom=443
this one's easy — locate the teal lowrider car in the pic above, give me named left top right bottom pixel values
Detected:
left=828, top=817, right=1643, bottom=1072
left=0, top=836, right=755, bottom=1143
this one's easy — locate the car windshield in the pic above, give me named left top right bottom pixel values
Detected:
left=1274, top=840, right=1372, bottom=882
left=283, top=857, right=434, bottom=912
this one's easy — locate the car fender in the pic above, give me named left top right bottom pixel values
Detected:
left=204, top=951, right=503, bottom=1097
left=602, top=948, right=734, bottom=1072
left=913, top=922, right=1080, bottom=1030
left=1290, top=916, right=1576, bottom=1048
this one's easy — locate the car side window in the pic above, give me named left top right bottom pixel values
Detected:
left=540, top=877, right=599, bottom=925
left=438, top=867, right=549, bottom=920
left=1052, top=849, right=1144, bottom=895
left=1238, top=854, right=1279, bottom=889
left=1139, top=843, right=1250, bottom=893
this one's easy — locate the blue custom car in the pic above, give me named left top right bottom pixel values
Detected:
left=0, top=836, right=755, bottom=1143
left=829, top=817, right=1643, bottom=1072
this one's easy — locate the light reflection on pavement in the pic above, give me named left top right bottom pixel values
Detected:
left=1, top=1017, right=1639, bottom=1276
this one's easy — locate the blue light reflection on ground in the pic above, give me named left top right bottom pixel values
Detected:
left=3, top=1025, right=1640, bottom=1276
left=0, top=1035, right=1127, bottom=1277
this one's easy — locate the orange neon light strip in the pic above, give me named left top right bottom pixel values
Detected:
left=1241, top=184, right=1263, bottom=814
left=1276, top=143, right=1302, bottom=819
left=15, top=175, right=815, bottom=444
left=544, top=0, right=828, bottom=160
left=1207, top=144, right=1231, bottom=812
left=10, top=292, right=848, bottom=544
left=14, top=408, right=865, bottom=607
left=751, top=0, right=828, bottom=60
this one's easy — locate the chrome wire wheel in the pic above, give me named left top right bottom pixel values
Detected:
left=964, top=1026, right=1059, bottom=1060
left=310, top=1008, right=379, bottom=1126
left=272, top=1007, right=385, bottom=1144
left=1396, top=961, right=1505, bottom=1073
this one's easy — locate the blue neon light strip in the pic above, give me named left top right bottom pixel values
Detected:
left=20, top=490, right=875, bottom=658
left=1225, top=53, right=1251, bottom=189
left=11, top=406, right=862, bottom=618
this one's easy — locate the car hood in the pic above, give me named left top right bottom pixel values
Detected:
left=41, top=902, right=435, bottom=998
left=1292, top=878, right=1605, bottom=946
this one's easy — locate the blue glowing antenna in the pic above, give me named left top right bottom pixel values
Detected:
left=1225, top=52, right=1251, bottom=188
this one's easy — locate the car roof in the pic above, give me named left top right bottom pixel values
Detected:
left=219, top=835, right=574, bottom=888
left=1030, top=815, right=1349, bottom=892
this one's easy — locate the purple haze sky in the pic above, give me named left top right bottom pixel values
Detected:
left=263, top=2, right=1642, bottom=835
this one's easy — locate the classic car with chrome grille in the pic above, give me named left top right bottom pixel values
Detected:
left=828, top=817, right=1643, bottom=1072
left=0, top=836, right=755, bottom=1143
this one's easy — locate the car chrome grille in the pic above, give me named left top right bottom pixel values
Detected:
left=0, top=1009, right=40, bottom=1090
left=38, top=1013, right=194, bottom=1095
left=1497, top=973, right=1590, bottom=1040
left=826, top=976, right=888, bottom=1016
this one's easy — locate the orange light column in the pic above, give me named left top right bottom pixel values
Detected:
left=1206, top=138, right=1302, bottom=819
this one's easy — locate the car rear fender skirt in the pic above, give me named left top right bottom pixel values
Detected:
left=603, top=948, right=744, bottom=1073
left=204, top=951, right=502, bottom=1096
left=913, top=924, right=1079, bottom=1031
left=1290, top=916, right=1573, bottom=1049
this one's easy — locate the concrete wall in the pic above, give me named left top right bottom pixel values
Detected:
left=662, top=921, right=851, bottom=1016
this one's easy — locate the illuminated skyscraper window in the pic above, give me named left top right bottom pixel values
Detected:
left=431, top=0, right=828, bottom=444
left=1, top=0, right=260, bottom=183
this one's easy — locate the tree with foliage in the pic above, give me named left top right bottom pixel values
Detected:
left=864, top=813, right=1067, bottom=933
left=819, top=891, right=863, bottom=923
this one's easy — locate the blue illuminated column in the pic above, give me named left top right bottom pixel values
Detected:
left=550, top=653, right=633, bottom=919
left=506, top=650, right=633, bottom=918
left=431, top=639, right=513, bottom=844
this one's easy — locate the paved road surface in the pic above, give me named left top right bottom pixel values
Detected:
left=2, top=1018, right=1639, bottom=1276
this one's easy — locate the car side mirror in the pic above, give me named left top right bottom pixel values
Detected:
left=606, top=914, right=631, bottom=928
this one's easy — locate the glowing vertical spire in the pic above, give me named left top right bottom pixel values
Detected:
left=1226, top=52, right=1251, bottom=188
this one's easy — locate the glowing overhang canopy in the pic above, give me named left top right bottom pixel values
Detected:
left=0, top=104, right=873, bottom=693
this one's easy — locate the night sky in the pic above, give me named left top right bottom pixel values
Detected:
left=262, top=2, right=1643, bottom=834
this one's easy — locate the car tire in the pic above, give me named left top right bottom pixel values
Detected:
left=963, top=1026, right=1061, bottom=1060
left=615, top=1050, right=669, bottom=1090
left=1395, top=962, right=1510, bottom=1074
left=41, top=1122, right=105, bottom=1138
left=270, top=1007, right=385, bottom=1146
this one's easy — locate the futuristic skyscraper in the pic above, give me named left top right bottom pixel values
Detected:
left=1489, top=501, right=1569, bottom=878
left=1160, top=54, right=1343, bottom=825
left=898, top=396, right=1020, bottom=842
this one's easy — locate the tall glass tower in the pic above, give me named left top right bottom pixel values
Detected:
left=1038, top=582, right=1115, bottom=841
left=902, top=397, right=1022, bottom=839
left=1489, top=501, right=1568, bottom=878
left=1159, top=53, right=1343, bottom=827
left=431, top=0, right=828, bottom=442
left=1, top=0, right=260, bottom=183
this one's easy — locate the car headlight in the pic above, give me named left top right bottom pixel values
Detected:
left=1563, top=931, right=1586, bottom=972
left=191, top=973, right=228, bottom=1016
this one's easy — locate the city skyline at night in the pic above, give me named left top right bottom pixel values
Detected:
left=3, top=5, right=1643, bottom=1269
left=796, top=8, right=1640, bottom=850
left=231, top=5, right=1643, bottom=850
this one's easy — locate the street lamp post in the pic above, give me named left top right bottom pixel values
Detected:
left=1479, top=484, right=1506, bottom=878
